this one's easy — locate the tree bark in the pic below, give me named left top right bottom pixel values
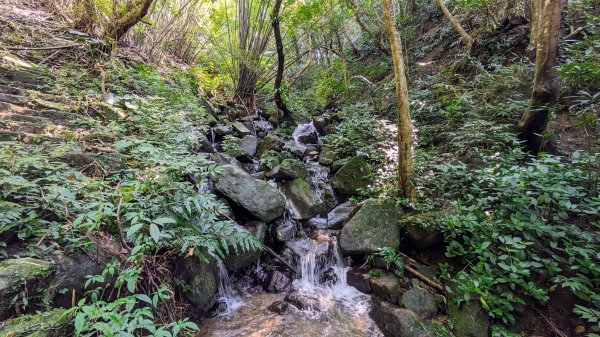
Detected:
left=382, top=0, right=416, bottom=202
left=518, top=0, right=566, bottom=154
left=435, top=0, right=474, bottom=48
left=106, top=0, right=155, bottom=41
left=529, top=0, right=545, bottom=51
left=272, top=0, right=292, bottom=117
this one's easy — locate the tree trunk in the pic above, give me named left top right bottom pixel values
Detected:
left=382, top=0, right=416, bottom=202
left=347, top=0, right=390, bottom=55
left=272, top=0, right=292, bottom=117
left=105, top=0, right=155, bottom=41
left=529, top=0, right=545, bottom=51
left=436, top=0, right=474, bottom=48
left=518, top=0, right=565, bottom=154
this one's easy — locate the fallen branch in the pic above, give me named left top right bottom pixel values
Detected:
left=535, top=308, right=569, bottom=337
left=2, top=43, right=84, bottom=51
left=405, top=265, right=445, bottom=293
left=263, top=245, right=299, bottom=275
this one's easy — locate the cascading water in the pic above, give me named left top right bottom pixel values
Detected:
left=213, top=254, right=243, bottom=316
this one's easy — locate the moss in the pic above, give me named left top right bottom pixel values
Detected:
left=0, top=309, right=73, bottom=337
left=331, top=156, right=372, bottom=196
left=448, top=300, right=489, bottom=337
left=0, top=258, right=55, bottom=320
left=281, top=178, right=325, bottom=220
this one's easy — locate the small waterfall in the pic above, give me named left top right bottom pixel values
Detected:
left=213, top=254, right=242, bottom=316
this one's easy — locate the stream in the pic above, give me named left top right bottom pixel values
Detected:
left=201, top=120, right=384, bottom=337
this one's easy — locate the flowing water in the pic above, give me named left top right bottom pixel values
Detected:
left=199, top=123, right=383, bottom=336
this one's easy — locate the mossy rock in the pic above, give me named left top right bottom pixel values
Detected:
left=0, top=258, right=56, bottom=320
left=448, top=300, right=489, bottom=337
left=339, top=199, right=403, bottom=254
left=57, top=152, right=127, bottom=177
left=257, top=134, right=285, bottom=157
left=0, top=309, right=73, bottom=337
left=281, top=178, right=325, bottom=220
left=331, top=156, right=372, bottom=196
left=175, top=257, right=219, bottom=315
left=214, top=164, right=285, bottom=222
left=277, top=158, right=310, bottom=182
left=318, top=146, right=337, bottom=166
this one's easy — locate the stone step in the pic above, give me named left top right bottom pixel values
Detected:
left=0, top=130, right=65, bottom=144
left=0, top=83, right=23, bottom=95
left=1, top=120, right=49, bottom=134
left=0, top=92, right=31, bottom=106
left=0, top=102, right=87, bottom=127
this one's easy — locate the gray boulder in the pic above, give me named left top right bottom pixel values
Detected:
left=347, top=267, right=372, bottom=293
left=239, top=135, right=258, bottom=158
left=292, top=123, right=319, bottom=144
left=214, top=164, right=285, bottom=222
left=257, top=134, right=285, bottom=156
left=283, top=140, right=308, bottom=159
left=324, top=202, right=358, bottom=229
left=281, top=178, right=325, bottom=220
left=404, top=213, right=444, bottom=248
left=0, top=258, right=55, bottom=320
left=175, top=257, right=219, bottom=315
left=400, top=287, right=438, bottom=319
left=319, top=146, right=337, bottom=166
left=276, top=158, right=310, bottom=182
left=231, top=121, right=252, bottom=137
left=339, top=199, right=403, bottom=254
left=370, top=298, right=428, bottom=337
left=448, top=300, right=490, bottom=337
left=331, top=156, right=372, bottom=196
left=370, top=273, right=401, bottom=304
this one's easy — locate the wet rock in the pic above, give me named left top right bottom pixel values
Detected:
left=347, top=267, right=372, bottom=294
left=292, top=123, right=319, bottom=144
left=285, top=290, right=325, bottom=311
left=214, top=164, right=285, bottom=222
left=268, top=300, right=290, bottom=314
left=0, top=308, right=72, bottom=337
left=281, top=178, right=325, bottom=220
left=400, top=287, right=437, bottom=319
left=448, top=300, right=490, bottom=337
left=331, top=156, right=372, bottom=196
left=324, top=202, right=358, bottom=229
left=286, top=237, right=330, bottom=258
left=331, top=157, right=350, bottom=173
left=312, top=116, right=328, bottom=135
left=339, top=199, right=403, bottom=254
left=224, top=222, right=265, bottom=272
left=319, top=146, right=337, bottom=166
left=276, top=158, right=310, bottom=182
left=175, top=257, right=219, bottom=315
left=275, top=220, right=297, bottom=242
left=370, top=273, right=401, bottom=304
left=198, top=133, right=215, bottom=153
left=264, top=270, right=292, bottom=293
left=211, top=152, right=243, bottom=168
left=404, top=213, right=444, bottom=248
left=214, top=124, right=232, bottom=137
left=231, top=121, right=252, bottom=137
left=283, top=140, right=308, bottom=159
left=238, top=135, right=258, bottom=159
left=257, top=134, right=285, bottom=156
left=0, top=258, right=55, bottom=320
left=370, top=298, right=428, bottom=337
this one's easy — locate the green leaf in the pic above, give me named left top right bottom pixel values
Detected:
left=150, top=224, right=161, bottom=243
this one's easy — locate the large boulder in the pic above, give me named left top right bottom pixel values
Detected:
left=276, top=158, right=310, bottom=182
left=339, top=199, right=403, bottom=254
left=0, top=309, right=72, bottom=337
left=257, top=134, right=285, bottom=156
left=370, top=273, right=401, bottom=304
left=283, top=140, right=308, bottom=159
left=231, top=121, right=252, bottom=137
left=263, top=270, right=292, bottom=293
left=214, top=164, right=285, bottom=222
left=292, top=123, right=319, bottom=144
left=448, top=300, right=490, bottom=337
left=281, top=179, right=325, bottom=220
left=239, top=135, right=258, bottom=158
left=347, top=267, right=372, bottom=293
left=370, top=298, right=429, bottom=337
left=323, top=202, right=358, bottom=229
left=318, top=146, right=337, bottom=166
left=400, top=287, right=438, bottom=319
left=331, top=156, right=372, bottom=196
left=0, top=258, right=55, bottom=320
left=175, top=257, right=219, bottom=315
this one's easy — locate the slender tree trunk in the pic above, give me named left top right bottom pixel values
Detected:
left=347, top=0, right=390, bottom=55
left=382, top=0, right=416, bottom=202
left=436, top=0, right=474, bottom=48
left=518, top=0, right=566, bottom=154
left=529, top=0, right=545, bottom=51
left=272, top=0, right=291, bottom=117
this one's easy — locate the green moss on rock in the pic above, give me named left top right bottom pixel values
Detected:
left=0, top=309, right=73, bottom=337
left=281, top=178, right=325, bottom=220
left=0, top=258, right=55, bottom=320
left=331, top=156, right=372, bottom=196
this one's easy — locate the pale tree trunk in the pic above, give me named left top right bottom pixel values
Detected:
left=518, top=0, right=566, bottom=154
left=105, top=0, right=155, bottom=41
left=529, top=0, right=545, bottom=51
left=436, top=0, right=474, bottom=48
left=382, top=0, right=416, bottom=202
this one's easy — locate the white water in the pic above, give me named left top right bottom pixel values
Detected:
left=213, top=255, right=243, bottom=316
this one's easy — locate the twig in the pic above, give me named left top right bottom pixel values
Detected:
left=263, top=245, right=298, bottom=275
left=2, top=43, right=83, bottom=51
left=535, top=308, right=569, bottom=337
left=405, top=265, right=444, bottom=293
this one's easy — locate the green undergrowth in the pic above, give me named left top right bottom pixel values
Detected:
left=1, top=60, right=260, bottom=335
